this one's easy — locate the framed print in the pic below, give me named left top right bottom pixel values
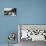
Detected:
left=4, top=8, right=16, bottom=16
left=18, top=24, right=46, bottom=41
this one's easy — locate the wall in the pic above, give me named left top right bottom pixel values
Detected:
left=0, top=0, right=46, bottom=44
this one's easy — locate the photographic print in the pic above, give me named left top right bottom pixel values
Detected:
left=18, top=24, right=46, bottom=41
left=4, top=8, right=16, bottom=16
